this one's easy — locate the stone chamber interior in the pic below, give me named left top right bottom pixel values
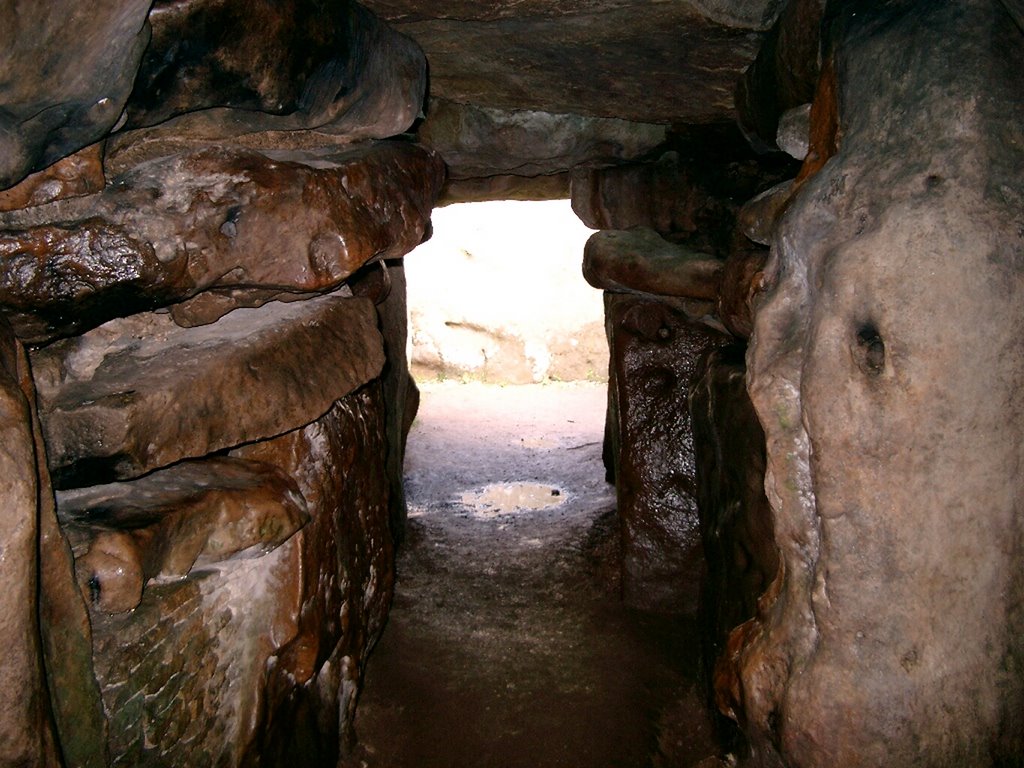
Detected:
left=0, top=1, right=1022, bottom=767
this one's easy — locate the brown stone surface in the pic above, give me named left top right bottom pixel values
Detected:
left=59, top=457, right=309, bottom=613
left=0, top=0, right=151, bottom=189
left=29, top=348, right=111, bottom=768
left=717, top=242, right=768, bottom=340
left=0, top=142, right=444, bottom=342
left=604, top=293, right=730, bottom=613
left=731, top=2, right=1024, bottom=764
left=371, top=262, right=417, bottom=541
left=233, top=384, right=395, bottom=762
left=88, top=385, right=393, bottom=766
left=439, top=173, right=571, bottom=205
left=0, top=143, right=105, bottom=213
left=121, top=0, right=425, bottom=143
left=0, top=318, right=62, bottom=766
left=583, top=229, right=723, bottom=301
left=571, top=126, right=798, bottom=258
left=33, top=293, right=384, bottom=488
left=689, top=345, right=777, bottom=744
left=420, top=98, right=667, bottom=179
left=362, top=2, right=774, bottom=123
left=735, top=0, right=824, bottom=150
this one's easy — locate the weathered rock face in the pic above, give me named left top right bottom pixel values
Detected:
left=86, top=384, right=393, bottom=765
left=361, top=1, right=777, bottom=124
left=232, top=385, right=394, bottom=762
left=0, top=142, right=443, bottom=341
left=689, top=344, right=776, bottom=745
left=603, top=293, right=730, bottom=613
left=59, top=457, right=309, bottom=614
left=0, top=143, right=106, bottom=213
left=0, top=1, right=433, bottom=764
left=371, top=262, right=419, bottom=540
left=583, top=228, right=723, bottom=301
left=735, top=0, right=824, bottom=151
left=0, top=313, right=110, bottom=767
left=725, top=2, right=1024, bottom=764
left=115, top=0, right=425, bottom=149
left=420, top=98, right=667, bottom=180
left=0, top=318, right=62, bottom=766
left=0, top=0, right=152, bottom=189
left=571, top=125, right=797, bottom=258
left=33, top=293, right=384, bottom=487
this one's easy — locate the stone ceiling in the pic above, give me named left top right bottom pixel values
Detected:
left=361, top=0, right=784, bottom=124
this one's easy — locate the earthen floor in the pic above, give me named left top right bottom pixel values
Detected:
left=347, top=382, right=719, bottom=768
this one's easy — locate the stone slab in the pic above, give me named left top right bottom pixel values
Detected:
left=58, top=457, right=310, bottom=614
left=0, top=141, right=443, bottom=342
left=584, top=228, right=723, bottom=301
left=33, top=293, right=385, bottom=487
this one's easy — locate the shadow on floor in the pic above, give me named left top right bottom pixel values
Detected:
left=347, top=383, right=723, bottom=768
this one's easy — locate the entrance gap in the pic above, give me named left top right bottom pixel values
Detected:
left=349, top=200, right=720, bottom=768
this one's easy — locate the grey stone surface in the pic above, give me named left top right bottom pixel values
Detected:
left=420, top=98, right=667, bottom=179
left=363, top=1, right=770, bottom=123
left=0, top=0, right=152, bottom=189
left=724, top=2, right=1024, bottom=764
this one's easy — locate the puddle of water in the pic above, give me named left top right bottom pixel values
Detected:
left=460, top=482, right=568, bottom=517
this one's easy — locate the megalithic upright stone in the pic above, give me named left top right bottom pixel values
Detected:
left=724, top=1, right=1024, bottom=765
left=0, top=316, right=62, bottom=766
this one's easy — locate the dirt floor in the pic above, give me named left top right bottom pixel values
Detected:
left=347, top=381, right=723, bottom=768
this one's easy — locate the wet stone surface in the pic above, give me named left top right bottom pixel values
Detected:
left=349, top=382, right=722, bottom=768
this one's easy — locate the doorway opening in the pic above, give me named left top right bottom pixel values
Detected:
left=349, top=199, right=721, bottom=768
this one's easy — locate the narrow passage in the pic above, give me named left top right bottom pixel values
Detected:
left=349, top=382, right=719, bottom=768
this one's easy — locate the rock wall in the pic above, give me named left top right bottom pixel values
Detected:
left=721, top=1, right=1024, bottom=765
left=578, top=124, right=792, bottom=615
left=0, top=0, right=443, bottom=764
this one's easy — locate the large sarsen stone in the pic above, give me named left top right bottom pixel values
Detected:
left=33, top=294, right=384, bottom=488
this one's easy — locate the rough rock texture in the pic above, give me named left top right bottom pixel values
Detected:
left=108, top=0, right=424, bottom=156
left=571, top=126, right=798, bottom=258
left=604, top=293, right=730, bottom=613
left=438, top=173, right=571, bottom=205
left=362, top=1, right=775, bottom=123
left=583, top=228, right=723, bottom=301
left=58, top=457, right=309, bottom=614
left=84, top=385, right=392, bottom=766
left=0, top=316, right=108, bottom=768
left=689, top=345, right=776, bottom=741
left=233, top=385, right=394, bottom=763
left=0, top=142, right=444, bottom=342
left=369, top=261, right=418, bottom=540
left=734, top=0, right=824, bottom=150
left=0, top=318, right=62, bottom=766
left=724, top=2, right=1024, bottom=765
left=775, top=104, right=811, bottom=161
left=124, top=0, right=419, bottom=134
left=736, top=180, right=796, bottom=247
left=717, top=241, right=769, bottom=340
left=33, top=294, right=384, bottom=488
left=0, top=0, right=152, bottom=189
left=0, top=143, right=105, bottom=213
left=420, top=98, right=667, bottom=179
